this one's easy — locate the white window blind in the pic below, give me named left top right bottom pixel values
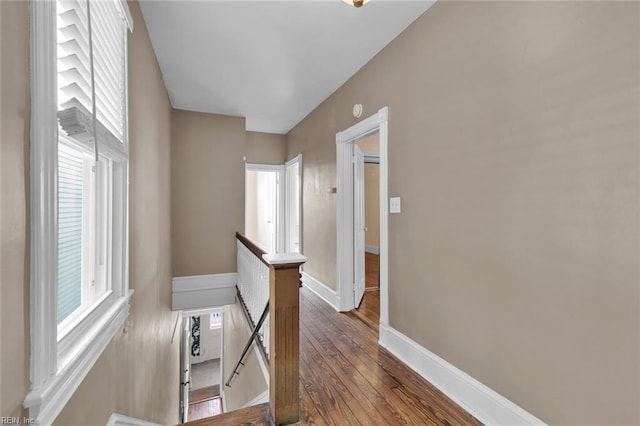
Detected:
left=57, top=142, right=84, bottom=324
left=57, top=0, right=128, bottom=158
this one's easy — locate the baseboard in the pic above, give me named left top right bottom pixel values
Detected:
left=172, top=273, right=237, bottom=310
left=379, top=324, right=546, bottom=426
left=107, top=413, right=162, bottom=426
left=365, top=244, right=380, bottom=254
left=242, top=390, right=269, bottom=409
left=300, top=272, right=340, bottom=311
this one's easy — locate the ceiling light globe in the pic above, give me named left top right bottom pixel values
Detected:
left=342, top=0, right=370, bottom=7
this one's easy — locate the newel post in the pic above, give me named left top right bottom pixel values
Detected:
left=263, top=253, right=307, bottom=426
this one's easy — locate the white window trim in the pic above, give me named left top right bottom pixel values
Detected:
left=25, top=1, right=133, bottom=424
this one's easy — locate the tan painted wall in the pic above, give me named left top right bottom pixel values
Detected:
left=0, top=0, right=29, bottom=419
left=0, top=1, right=180, bottom=423
left=357, top=132, right=379, bottom=154
left=286, top=2, right=640, bottom=424
left=246, top=131, right=286, bottom=165
left=222, top=301, right=268, bottom=412
left=171, top=110, right=246, bottom=277
left=363, top=163, right=379, bottom=248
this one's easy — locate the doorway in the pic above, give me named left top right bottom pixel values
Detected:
left=181, top=308, right=225, bottom=423
left=245, top=164, right=284, bottom=253
left=336, top=106, right=389, bottom=337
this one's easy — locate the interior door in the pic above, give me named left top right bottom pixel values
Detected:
left=353, top=144, right=365, bottom=308
left=181, top=317, right=190, bottom=422
left=285, top=156, right=301, bottom=253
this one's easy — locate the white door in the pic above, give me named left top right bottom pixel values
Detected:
left=285, top=155, right=301, bottom=253
left=181, top=317, right=190, bottom=422
left=353, top=144, right=365, bottom=308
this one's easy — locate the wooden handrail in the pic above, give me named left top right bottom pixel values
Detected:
left=236, top=232, right=269, bottom=266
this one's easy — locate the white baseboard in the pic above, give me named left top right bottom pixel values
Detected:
left=365, top=244, right=380, bottom=254
left=172, top=273, right=237, bottom=310
left=300, top=272, right=340, bottom=311
left=242, top=389, right=269, bottom=409
left=107, top=413, right=162, bottom=426
left=379, top=324, right=546, bottom=426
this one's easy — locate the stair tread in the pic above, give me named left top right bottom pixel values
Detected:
left=182, top=402, right=271, bottom=426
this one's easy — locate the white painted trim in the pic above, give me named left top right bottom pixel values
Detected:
left=24, top=292, right=133, bottom=425
left=263, top=253, right=307, bottom=265
left=172, top=273, right=238, bottom=310
left=107, top=413, right=161, bottom=426
left=29, top=0, right=58, bottom=392
left=336, top=107, right=389, bottom=314
left=300, top=272, right=340, bottom=311
left=116, top=0, right=134, bottom=32
left=365, top=245, right=379, bottom=255
left=379, top=324, right=547, bottom=426
left=242, top=390, right=269, bottom=409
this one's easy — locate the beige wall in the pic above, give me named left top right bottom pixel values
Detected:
left=171, top=110, right=245, bottom=277
left=0, top=0, right=180, bottom=423
left=246, top=131, right=286, bottom=165
left=222, top=301, right=268, bottom=412
left=0, top=0, right=29, bottom=418
left=286, top=2, right=640, bottom=424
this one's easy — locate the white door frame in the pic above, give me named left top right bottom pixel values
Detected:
left=245, top=163, right=285, bottom=253
left=336, top=106, right=389, bottom=329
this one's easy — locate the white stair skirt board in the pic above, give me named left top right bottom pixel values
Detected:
left=365, top=244, right=380, bottom=255
left=107, top=413, right=162, bottom=426
left=379, top=324, right=547, bottom=426
left=242, top=389, right=270, bottom=409
left=172, top=273, right=237, bottom=311
left=300, top=272, right=340, bottom=312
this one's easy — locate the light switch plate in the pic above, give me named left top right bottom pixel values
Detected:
left=390, top=197, right=401, bottom=213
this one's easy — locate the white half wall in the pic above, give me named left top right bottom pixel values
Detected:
left=172, top=273, right=237, bottom=311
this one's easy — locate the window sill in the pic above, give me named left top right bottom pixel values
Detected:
left=23, top=290, right=133, bottom=425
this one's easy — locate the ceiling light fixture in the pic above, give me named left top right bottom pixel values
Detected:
left=342, top=0, right=370, bottom=7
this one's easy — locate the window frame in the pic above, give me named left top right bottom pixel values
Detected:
left=24, top=1, right=134, bottom=424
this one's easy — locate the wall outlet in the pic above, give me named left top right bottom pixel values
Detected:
left=390, top=197, right=401, bottom=213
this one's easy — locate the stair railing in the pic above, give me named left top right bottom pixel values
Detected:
left=233, top=232, right=306, bottom=425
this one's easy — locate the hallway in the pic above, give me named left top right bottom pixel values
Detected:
left=298, top=287, right=481, bottom=425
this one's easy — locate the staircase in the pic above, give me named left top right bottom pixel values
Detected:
left=183, top=403, right=271, bottom=426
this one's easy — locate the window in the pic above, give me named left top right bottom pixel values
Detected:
left=26, top=0, right=133, bottom=423
left=210, top=312, right=222, bottom=330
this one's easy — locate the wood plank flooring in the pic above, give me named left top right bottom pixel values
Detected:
left=365, top=252, right=379, bottom=289
left=188, top=397, right=223, bottom=422
left=298, top=287, right=481, bottom=425
left=352, top=289, right=380, bottom=330
left=186, top=402, right=268, bottom=426
left=184, top=288, right=481, bottom=425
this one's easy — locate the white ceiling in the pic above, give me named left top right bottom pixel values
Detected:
left=139, top=1, right=434, bottom=134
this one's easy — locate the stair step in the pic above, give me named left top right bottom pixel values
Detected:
left=182, top=402, right=271, bottom=426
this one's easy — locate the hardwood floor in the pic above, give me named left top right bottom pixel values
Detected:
left=353, top=289, right=380, bottom=330
left=185, top=288, right=481, bottom=425
left=365, top=252, right=379, bottom=289
left=298, top=287, right=481, bottom=425
left=188, top=397, right=223, bottom=421
left=186, top=402, right=268, bottom=426
left=189, top=385, right=220, bottom=403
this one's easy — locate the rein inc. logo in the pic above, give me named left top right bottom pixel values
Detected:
left=0, top=418, right=34, bottom=425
